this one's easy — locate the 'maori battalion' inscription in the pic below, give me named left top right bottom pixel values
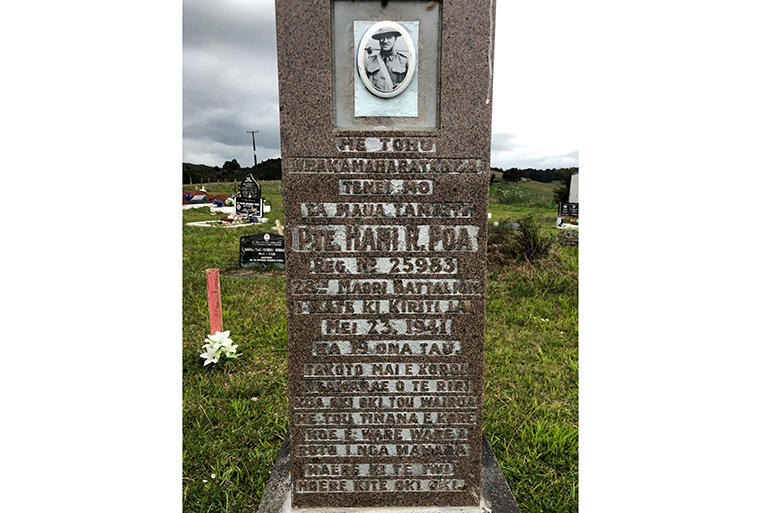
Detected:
left=290, top=279, right=482, bottom=296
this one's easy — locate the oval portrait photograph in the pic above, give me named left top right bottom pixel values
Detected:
left=357, top=21, right=416, bottom=99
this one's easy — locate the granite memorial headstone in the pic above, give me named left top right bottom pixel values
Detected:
left=237, top=174, right=264, bottom=216
left=262, top=1, right=517, bottom=512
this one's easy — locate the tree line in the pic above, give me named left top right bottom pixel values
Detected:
left=182, top=158, right=282, bottom=184
left=491, top=166, right=578, bottom=183
left=183, top=159, right=577, bottom=204
left=490, top=166, right=578, bottom=204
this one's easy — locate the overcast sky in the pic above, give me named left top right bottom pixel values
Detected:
left=184, top=0, right=579, bottom=170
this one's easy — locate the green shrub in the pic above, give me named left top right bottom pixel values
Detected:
left=492, top=185, right=526, bottom=204
left=514, top=216, right=553, bottom=261
left=488, top=216, right=552, bottom=263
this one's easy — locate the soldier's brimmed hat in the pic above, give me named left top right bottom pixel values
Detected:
left=371, top=27, right=401, bottom=40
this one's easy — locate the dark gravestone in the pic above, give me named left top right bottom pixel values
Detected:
left=189, top=194, right=208, bottom=204
left=240, top=233, right=286, bottom=267
left=558, top=202, right=579, bottom=217
left=239, top=173, right=262, bottom=198
left=265, top=1, right=518, bottom=512
left=237, top=174, right=264, bottom=215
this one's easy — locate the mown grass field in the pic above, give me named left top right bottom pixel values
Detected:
left=183, top=179, right=577, bottom=512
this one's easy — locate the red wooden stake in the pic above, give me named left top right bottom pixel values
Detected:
left=205, top=268, right=224, bottom=335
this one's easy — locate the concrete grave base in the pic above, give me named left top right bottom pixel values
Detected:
left=182, top=203, right=215, bottom=210
left=257, top=435, right=519, bottom=513
left=185, top=219, right=269, bottom=228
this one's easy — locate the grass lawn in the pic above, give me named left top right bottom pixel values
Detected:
left=183, top=179, right=577, bottom=512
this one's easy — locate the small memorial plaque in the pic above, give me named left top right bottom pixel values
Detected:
left=558, top=202, right=579, bottom=217
left=240, top=233, right=285, bottom=267
left=236, top=196, right=264, bottom=216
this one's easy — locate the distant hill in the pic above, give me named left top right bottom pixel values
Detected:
left=182, top=158, right=282, bottom=183
left=502, top=167, right=578, bottom=183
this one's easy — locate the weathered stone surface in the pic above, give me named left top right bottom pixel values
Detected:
left=274, top=0, right=500, bottom=509
left=257, top=436, right=520, bottom=513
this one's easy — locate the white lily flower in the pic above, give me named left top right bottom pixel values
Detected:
left=200, top=344, right=220, bottom=366
left=221, top=342, right=239, bottom=357
left=200, top=331, right=241, bottom=365
left=206, top=330, right=231, bottom=345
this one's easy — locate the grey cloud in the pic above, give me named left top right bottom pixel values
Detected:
left=184, top=0, right=277, bottom=55
left=491, top=148, right=579, bottom=170
left=491, top=131, right=577, bottom=169
left=491, top=132, right=524, bottom=152
left=184, top=0, right=577, bottom=171
left=183, top=0, right=280, bottom=167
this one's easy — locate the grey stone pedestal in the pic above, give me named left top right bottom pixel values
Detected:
left=257, top=435, right=520, bottom=513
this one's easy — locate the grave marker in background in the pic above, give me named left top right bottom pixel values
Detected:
left=260, top=1, right=518, bottom=512
left=558, top=202, right=579, bottom=217
left=236, top=174, right=264, bottom=216
left=240, top=233, right=286, bottom=267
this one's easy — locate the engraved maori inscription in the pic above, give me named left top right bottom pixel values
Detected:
left=286, top=158, right=483, bottom=174
left=300, top=202, right=473, bottom=219
left=295, top=443, right=472, bottom=458
left=304, top=462, right=455, bottom=476
left=295, top=478, right=466, bottom=493
left=299, top=379, right=472, bottom=394
left=303, top=362, right=468, bottom=377
left=303, top=427, right=470, bottom=442
left=294, top=411, right=479, bottom=426
left=336, top=137, right=437, bottom=153
left=296, top=300, right=471, bottom=315
left=294, top=395, right=478, bottom=410
left=339, top=179, right=433, bottom=195
left=311, top=340, right=462, bottom=357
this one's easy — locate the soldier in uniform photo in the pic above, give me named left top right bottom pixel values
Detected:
left=364, top=27, right=409, bottom=92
